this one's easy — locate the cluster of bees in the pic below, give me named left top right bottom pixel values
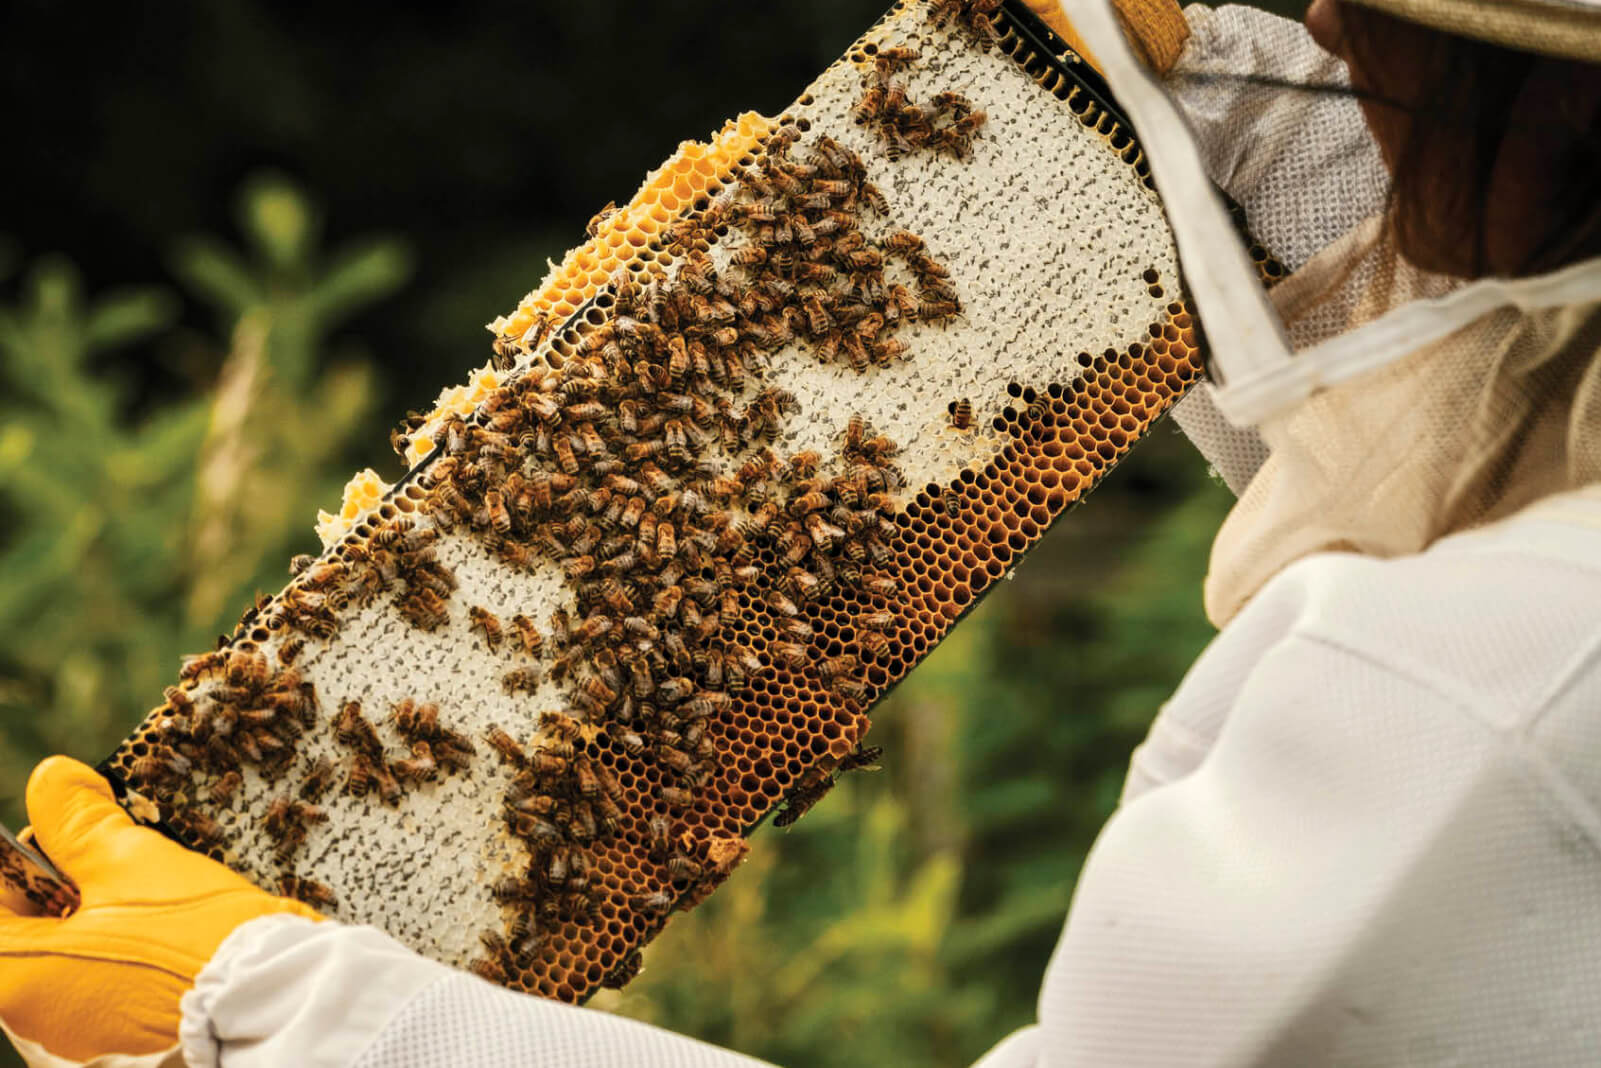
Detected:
left=855, top=46, right=988, bottom=161
left=281, top=516, right=458, bottom=637
left=724, top=126, right=963, bottom=365
left=333, top=698, right=475, bottom=806
left=117, top=643, right=350, bottom=907
left=125, top=633, right=488, bottom=908
left=346, top=126, right=958, bottom=981
left=929, top=0, right=1005, bottom=47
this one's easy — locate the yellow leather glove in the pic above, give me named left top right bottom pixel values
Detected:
left=0, top=757, right=321, bottom=1063
left=1024, top=0, right=1191, bottom=76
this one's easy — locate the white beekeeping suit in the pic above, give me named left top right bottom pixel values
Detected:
left=174, top=4, right=1601, bottom=1066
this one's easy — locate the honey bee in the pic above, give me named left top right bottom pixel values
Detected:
left=568, top=800, right=599, bottom=844
left=569, top=613, right=607, bottom=643
left=207, top=770, right=244, bottom=805
left=548, top=608, right=572, bottom=647
left=774, top=776, right=833, bottom=828
left=492, top=875, right=538, bottom=904
left=547, top=648, right=582, bottom=685
left=641, top=815, right=673, bottom=862
left=466, top=605, right=503, bottom=652
left=765, top=589, right=800, bottom=618
left=392, top=741, right=438, bottom=784
left=631, top=890, right=674, bottom=917
left=469, top=958, right=508, bottom=984
left=552, top=435, right=578, bottom=475
left=434, top=737, right=475, bottom=774
left=163, top=684, right=195, bottom=717
left=677, top=254, right=716, bottom=295
left=502, top=666, right=543, bottom=696
left=579, top=676, right=618, bottom=710
left=839, top=744, right=884, bottom=773
left=173, top=810, right=227, bottom=851
left=274, top=636, right=305, bottom=667
left=399, top=587, right=450, bottom=631
left=280, top=874, right=338, bottom=909
left=668, top=847, right=707, bottom=882
left=300, top=757, right=337, bottom=802
left=819, top=654, right=861, bottom=683
left=506, top=808, right=563, bottom=845
left=940, top=485, right=962, bottom=518
left=482, top=490, right=511, bottom=536
left=836, top=173, right=878, bottom=211
left=508, top=614, right=543, bottom=659
left=390, top=699, right=439, bottom=740
left=806, top=514, right=847, bottom=552
left=601, top=950, right=645, bottom=990
left=572, top=759, right=602, bottom=800
left=343, top=752, right=375, bottom=797
left=869, top=39, right=920, bottom=65
left=371, top=762, right=403, bottom=805
left=585, top=201, right=619, bottom=238
left=478, top=931, right=512, bottom=965
left=770, top=641, right=808, bottom=668
left=626, top=656, right=655, bottom=700
left=335, top=701, right=382, bottom=757
left=657, top=747, right=696, bottom=779
left=832, top=676, right=870, bottom=700
left=225, top=650, right=269, bottom=690
left=858, top=629, right=892, bottom=658
left=660, top=785, right=695, bottom=808
left=527, top=750, right=568, bottom=776
left=659, top=676, right=698, bottom=704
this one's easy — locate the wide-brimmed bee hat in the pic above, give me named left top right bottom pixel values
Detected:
left=1347, top=0, right=1601, bottom=62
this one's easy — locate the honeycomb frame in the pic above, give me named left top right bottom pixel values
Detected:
left=84, top=0, right=1226, bottom=1003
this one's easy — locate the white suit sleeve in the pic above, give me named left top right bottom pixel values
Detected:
left=178, top=915, right=777, bottom=1068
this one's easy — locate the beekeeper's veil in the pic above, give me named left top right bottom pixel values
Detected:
left=1062, top=0, right=1601, bottom=626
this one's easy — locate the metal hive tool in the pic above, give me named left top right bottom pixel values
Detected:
left=57, top=0, right=1247, bottom=1001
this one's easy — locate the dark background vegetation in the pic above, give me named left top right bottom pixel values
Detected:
left=3, top=1, right=1304, bottom=1063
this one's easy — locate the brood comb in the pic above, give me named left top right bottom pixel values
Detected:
left=95, top=0, right=1235, bottom=1001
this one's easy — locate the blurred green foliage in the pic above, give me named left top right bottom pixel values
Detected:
left=0, top=175, right=409, bottom=826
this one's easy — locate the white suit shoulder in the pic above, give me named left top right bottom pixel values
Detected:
left=1042, top=486, right=1601, bottom=1067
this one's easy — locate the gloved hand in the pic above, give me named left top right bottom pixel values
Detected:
left=1025, top=0, right=1190, bottom=75
left=0, top=756, right=322, bottom=1065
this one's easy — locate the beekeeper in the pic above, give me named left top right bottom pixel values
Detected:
left=4, top=0, right=1600, bottom=1063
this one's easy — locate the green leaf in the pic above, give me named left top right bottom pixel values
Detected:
left=170, top=236, right=262, bottom=319
left=84, top=287, right=179, bottom=351
left=238, top=172, right=320, bottom=271
left=305, top=238, right=414, bottom=324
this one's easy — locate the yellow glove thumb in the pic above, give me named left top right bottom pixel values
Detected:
left=0, top=757, right=321, bottom=1063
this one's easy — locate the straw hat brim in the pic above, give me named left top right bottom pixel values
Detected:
left=1346, top=0, right=1601, bottom=63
